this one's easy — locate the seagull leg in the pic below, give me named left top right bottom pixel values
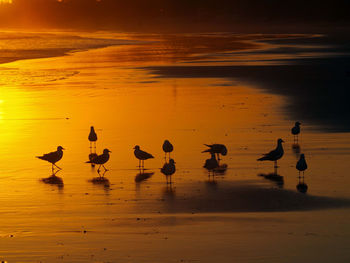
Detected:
left=97, top=165, right=101, bottom=174
left=274, top=161, right=278, bottom=174
left=54, top=164, right=62, bottom=170
left=102, top=165, right=108, bottom=171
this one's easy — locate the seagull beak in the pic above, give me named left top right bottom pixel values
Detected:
left=109, top=150, right=112, bottom=153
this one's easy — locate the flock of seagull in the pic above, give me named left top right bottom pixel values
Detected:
left=36, top=121, right=308, bottom=183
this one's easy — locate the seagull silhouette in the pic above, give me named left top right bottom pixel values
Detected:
left=161, top=159, right=176, bottom=184
left=161, top=159, right=176, bottom=176
left=202, top=144, right=227, bottom=160
left=86, top=148, right=111, bottom=174
left=204, top=152, right=219, bottom=172
left=37, top=146, right=65, bottom=171
left=257, top=138, right=284, bottom=169
left=296, top=153, right=308, bottom=176
left=162, top=140, right=174, bottom=159
left=133, top=145, right=154, bottom=168
left=291, top=122, right=301, bottom=143
left=88, top=126, right=98, bottom=148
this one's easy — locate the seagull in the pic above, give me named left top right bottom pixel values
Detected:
left=291, top=122, right=301, bottom=143
left=86, top=148, right=111, bottom=174
left=162, top=140, right=174, bottom=159
left=202, top=144, right=227, bottom=160
left=296, top=153, right=307, bottom=176
left=88, top=126, right=98, bottom=148
left=203, top=152, right=219, bottom=173
left=161, top=159, right=176, bottom=184
left=161, top=159, right=176, bottom=176
left=134, top=145, right=154, bottom=168
left=37, top=146, right=65, bottom=172
left=257, top=138, right=284, bottom=169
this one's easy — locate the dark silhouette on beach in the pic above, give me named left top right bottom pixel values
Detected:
left=162, top=140, right=173, bottom=161
left=257, top=138, right=284, bottom=174
left=203, top=152, right=219, bottom=176
left=133, top=145, right=154, bottom=168
left=88, top=126, right=98, bottom=149
left=36, top=146, right=65, bottom=172
left=202, top=144, right=227, bottom=161
left=296, top=153, right=308, bottom=176
left=291, top=121, right=301, bottom=143
left=161, top=158, right=176, bottom=184
left=86, top=148, right=111, bottom=175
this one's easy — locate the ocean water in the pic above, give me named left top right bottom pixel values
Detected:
left=0, top=31, right=349, bottom=262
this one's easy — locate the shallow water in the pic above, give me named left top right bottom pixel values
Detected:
left=0, top=31, right=350, bottom=262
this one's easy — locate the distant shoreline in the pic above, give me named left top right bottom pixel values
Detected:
left=0, top=31, right=136, bottom=66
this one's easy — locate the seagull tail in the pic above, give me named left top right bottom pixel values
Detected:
left=257, top=156, right=268, bottom=161
left=204, top=144, right=212, bottom=148
left=202, top=149, right=211, bottom=153
left=36, top=156, right=44, bottom=160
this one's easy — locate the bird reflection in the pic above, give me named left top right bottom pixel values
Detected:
left=215, top=163, right=228, bottom=175
left=41, top=169, right=64, bottom=188
left=135, top=169, right=154, bottom=183
left=89, top=176, right=110, bottom=191
left=292, top=143, right=301, bottom=158
left=206, top=176, right=218, bottom=186
left=161, top=159, right=176, bottom=184
left=296, top=176, right=308, bottom=194
left=258, top=173, right=284, bottom=187
left=163, top=184, right=176, bottom=200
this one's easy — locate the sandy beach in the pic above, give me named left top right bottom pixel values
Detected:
left=0, top=31, right=350, bottom=262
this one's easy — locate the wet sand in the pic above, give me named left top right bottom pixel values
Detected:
left=0, top=31, right=350, bottom=262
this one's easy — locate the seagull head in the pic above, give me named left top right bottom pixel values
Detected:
left=103, top=149, right=111, bottom=154
left=57, top=146, right=65, bottom=151
left=277, top=138, right=284, bottom=144
left=169, top=159, right=176, bottom=164
left=295, top=121, right=301, bottom=126
left=221, top=145, right=228, bottom=156
left=300, top=153, right=305, bottom=159
left=90, top=126, right=95, bottom=131
left=133, top=145, right=140, bottom=150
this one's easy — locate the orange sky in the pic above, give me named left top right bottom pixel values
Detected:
left=0, top=0, right=349, bottom=31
